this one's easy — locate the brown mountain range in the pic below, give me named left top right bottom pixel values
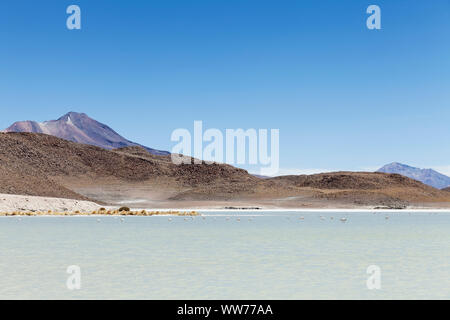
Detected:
left=1, top=132, right=450, bottom=209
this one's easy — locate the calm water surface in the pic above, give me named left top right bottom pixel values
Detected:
left=0, top=211, right=449, bottom=299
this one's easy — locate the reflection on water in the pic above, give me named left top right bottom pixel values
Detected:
left=0, top=211, right=449, bottom=299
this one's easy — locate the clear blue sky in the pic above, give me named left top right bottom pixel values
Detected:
left=1, top=0, right=449, bottom=174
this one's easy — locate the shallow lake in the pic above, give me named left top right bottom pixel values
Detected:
left=0, top=211, right=449, bottom=299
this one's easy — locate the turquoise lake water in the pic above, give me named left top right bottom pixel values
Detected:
left=0, top=211, right=449, bottom=299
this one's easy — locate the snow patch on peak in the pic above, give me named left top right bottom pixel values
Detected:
left=66, top=116, right=74, bottom=126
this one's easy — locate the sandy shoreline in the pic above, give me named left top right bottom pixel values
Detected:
left=1, top=193, right=450, bottom=215
left=142, top=208, right=450, bottom=213
left=0, top=193, right=199, bottom=216
left=0, top=193, right=101, bottom=213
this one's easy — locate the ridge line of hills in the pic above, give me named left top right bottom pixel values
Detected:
left=5, top=111, right=450, bottom=189
left=1, top=131, right=449, bottom=209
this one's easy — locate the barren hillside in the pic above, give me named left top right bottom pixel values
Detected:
left=0, top=132, right=260, bottom=200
left=1, top=132, right=450, bottom=209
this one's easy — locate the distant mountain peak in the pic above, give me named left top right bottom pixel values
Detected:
left=377, top=162, right=450, bottom=189
left=4, top=112, right=169, bottom=156
left=57, top=111, right=87, bottom=121
left=383, top=162, right=415, bottom=169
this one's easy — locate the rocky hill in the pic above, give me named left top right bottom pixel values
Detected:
left=0, top=132, right=258, bottom=200
left=1, top=132, right=450, bottom=209
left=271, top=172, right=450, bottom=207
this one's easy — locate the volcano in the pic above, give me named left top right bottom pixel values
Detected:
left=4, top=111, right=169, bottom=155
